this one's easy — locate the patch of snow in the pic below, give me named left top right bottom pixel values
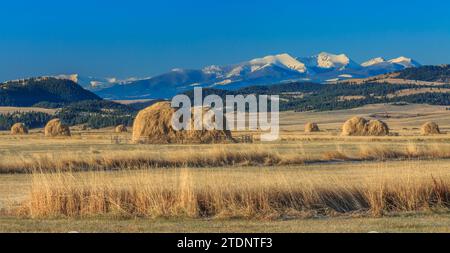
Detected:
left=248, top=53, right=307, bottom=73
left=361, top=57, right=386, bottom=67
left=388, top=56, right=421, bottom=68
left=226, top=66, right=244, bottom=78
left=214, top=79, right=233, bottom=85
left=203, top=65, right=222, bottom=74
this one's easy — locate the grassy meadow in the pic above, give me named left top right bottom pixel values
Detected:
left=1, top=103, right=450, bottom=232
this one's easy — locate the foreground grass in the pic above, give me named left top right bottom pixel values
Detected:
left=1, top=142, right=450, bottom=173
left=8, top=160, right=448, bottom=219
left=1, top=212, right=450, bottom=233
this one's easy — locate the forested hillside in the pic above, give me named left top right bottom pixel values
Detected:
left=0, top=77, right=101, bottom=106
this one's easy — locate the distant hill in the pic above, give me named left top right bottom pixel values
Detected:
left=335, top=65, right=450, bottom=85
left=56, top=100, right=137, bottom=129
left=185, top=81, right=450, bottom=112
left=0, top=77, right=101, bottom=107
left=395, top=65, right=450, bottom=83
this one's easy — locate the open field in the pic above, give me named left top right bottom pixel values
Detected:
left=2, top=212, right=450, bottom=233
left=0, top=106, right=57, bottom=115
left=0, top=103, right=450, bottom=232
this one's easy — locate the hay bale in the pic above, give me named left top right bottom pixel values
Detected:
left=115, top=124, right=128, bottom=133
left=366, top=120, right=389, bottom=136
left=44, top=118, right=71, bottom=137
left=421, top=122, right=441, bottom=135
left=342, top=116, right=368, bottom=136
left=342, top=117, right=390, bottom=136
left=132, top=102, right=233, bottom=144
left=11, top=123, right=28, bottom=135
left=304, top=122, right=320, bottom=133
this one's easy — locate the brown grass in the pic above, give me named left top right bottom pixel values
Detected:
left=1, top=144, right=449, bottom=173
left=15, top=167, right=450, bottom=219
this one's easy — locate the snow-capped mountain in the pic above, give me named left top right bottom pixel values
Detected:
left=200, top=53, right=307, bottom=79
left=54, top=74, right=144, bottom=91
left=299, top=52, right=361, bottom=71
left=361, top=57, right=386, bottom=67
left=388, top=56, right=421, bottom=68
left=91, top=52, right=422, bottom=99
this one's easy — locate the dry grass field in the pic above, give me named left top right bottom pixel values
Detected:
left=1, top=103, right=450, bottom=232
left=0, top=106, right=57, bottom=115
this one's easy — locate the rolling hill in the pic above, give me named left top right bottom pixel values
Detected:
left=0, top=77, right=101, bottom=107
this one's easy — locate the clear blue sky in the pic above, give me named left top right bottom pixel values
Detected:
left=1, top=0, right=449, bottom=81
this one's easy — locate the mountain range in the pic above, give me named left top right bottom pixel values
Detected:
left=38, top=52, right=423, bottom=100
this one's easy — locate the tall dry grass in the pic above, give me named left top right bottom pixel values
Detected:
left=1, top=143, right=450, bottom=173
left=16, top=164, right=450, bottom=219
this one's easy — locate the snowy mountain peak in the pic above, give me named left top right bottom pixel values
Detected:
left=202, top=65, right=222, bottom=74
left=361, top=57, right=386, bottom=67
left=388, top=56, right=421, bottom=68
left=248, top=53, right=307, bottom=73
left=316, top=52, right=351, bottom=69
left=299, top=52, right=360, bottom=71
left=54, top=74, right=79, bottom=83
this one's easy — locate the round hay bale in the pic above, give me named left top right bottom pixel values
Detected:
left=342, top=116, right=368, bottom=136
left=11, top=123, right=28, bottom=135
left=304, top=122, right=320, bottom=133
left=44, top=118, right=71, bottom=137
left=115, top=124, right=128, bottom=133
left=421, top=122, right=440, bottom=135
left=366, top=120, right=389, bottom=136
left=132, top=102, right=233, bottom=144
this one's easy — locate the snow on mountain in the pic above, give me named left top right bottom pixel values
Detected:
left=54, top=74, right=144, bottom=91
left=361, top=57, right=386, bottom=67
left=90, top=52, right=422, bottom=99
left=247, top=53, right=307, bottom=73
left=299, top=52, right=360, bottom=71
left=388, top=56, right=421, bottom=68
left=201, top=53, right=307, bottom=79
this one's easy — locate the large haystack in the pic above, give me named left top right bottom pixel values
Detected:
left=304, top=122, right=320, bottom=133
left=44, top=118, right=71, bottom=137
left=10, top=123, right=28, bottom=135
left=132, top=102, right=233, bottom=144
left=366, top=119, right=389, bottom=136
left=115, top=124, right=128, bottom=133
left=342, top=117, right=389, bottom=136
left=421, top=122, right=441, bottom=135
left=342, top=116, right=368, bottom=136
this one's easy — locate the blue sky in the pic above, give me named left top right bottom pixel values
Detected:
left=1, top=0, right=449, bottom=81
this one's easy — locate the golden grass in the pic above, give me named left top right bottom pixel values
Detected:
left=0, top=143, right=449, bottom=173
left=15, top=163, right=450, bottom=219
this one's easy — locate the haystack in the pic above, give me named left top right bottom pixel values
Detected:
left=366, top=120, right=389, bottom=136
left=304, top=122, right=320, bottom=133
left=10, top=123, right=28, bottom=135
left=421, top=122, right=440, bottom=135
left=342, top=117, right=389, bottom=136
left=115, top=124, right=128, bottom=133
left=132, top=102, right=233, bottom=144
left=342, top=116, right=368, bottom=136
left=44, top=118, right=71, bottom=137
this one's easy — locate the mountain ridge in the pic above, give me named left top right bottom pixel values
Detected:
left=92, top=52, right=421, bottom=99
